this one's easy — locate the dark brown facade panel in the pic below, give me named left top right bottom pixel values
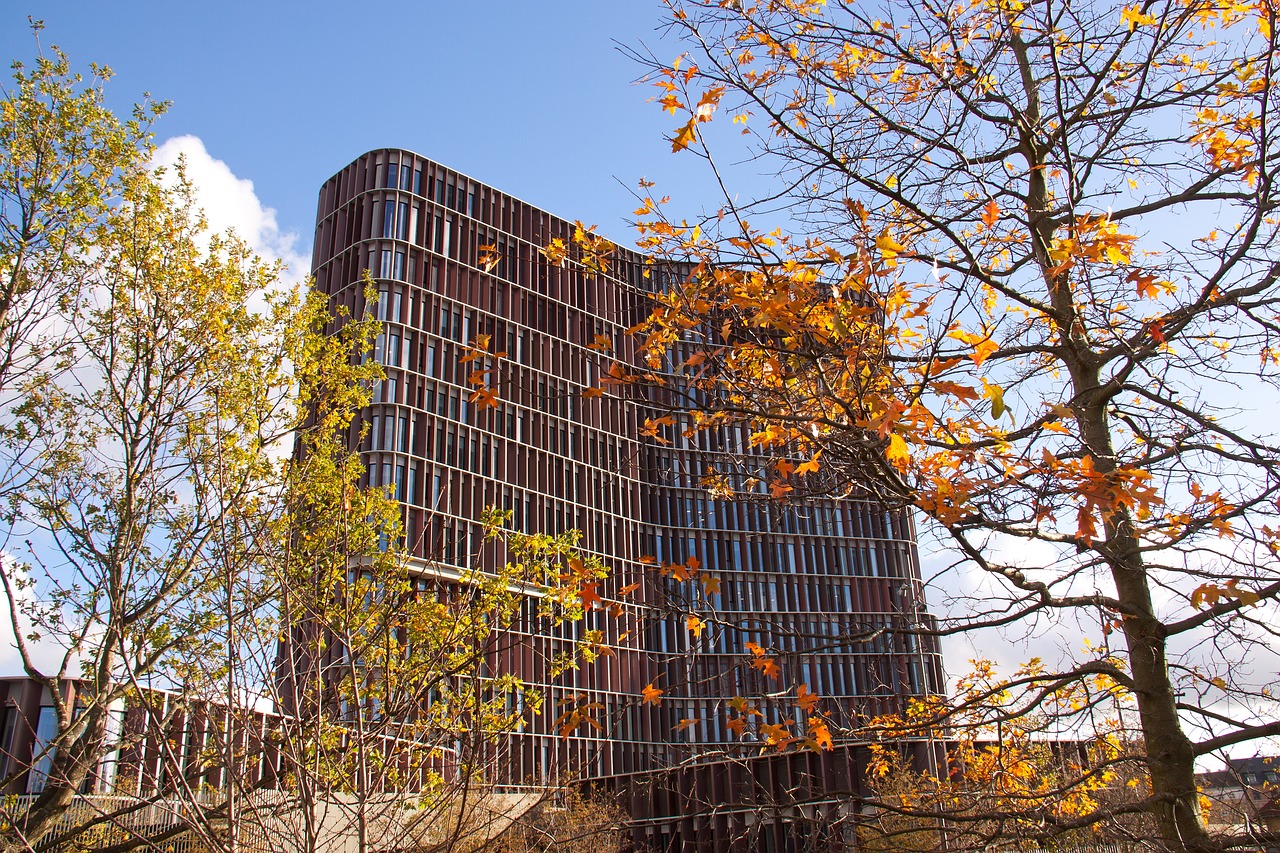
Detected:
left=310, top=149, right=945, bottom=850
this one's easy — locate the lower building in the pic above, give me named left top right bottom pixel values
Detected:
left=308, top=148, right=946, bottom=849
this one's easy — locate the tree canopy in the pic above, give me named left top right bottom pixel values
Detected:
left=616, top=0, right=1280, bottom=850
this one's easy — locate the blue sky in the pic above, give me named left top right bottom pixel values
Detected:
left=0, top=1, right=1042, bottom=684
left=1, top=2, right=711, bottom=273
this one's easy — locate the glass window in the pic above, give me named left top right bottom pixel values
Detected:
left=28, top=705, right=57, bottom=794
left=385, top=162, right=398, bottom=189
left=382, top=200, right=396, bottom=238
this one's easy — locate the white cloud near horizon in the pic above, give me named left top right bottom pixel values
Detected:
left=151, top=135, right=310, bottom=284
left=0, top=138, right=310, bottom=678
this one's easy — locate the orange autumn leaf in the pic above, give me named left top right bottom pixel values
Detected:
left=795, top=452, right=823, bottom=476
left=672, top=118, right=698, bottom=152
left=982, top=199, right=999, bottom=227
left=468, top=386, right=499, bottom=409
left=796, top=684, right=821, bottom=713
left=642, top=683, right=664, bottom=706
left=807, top=715, right=835, bottom=751
left=577, top=582, right=602, bottom=610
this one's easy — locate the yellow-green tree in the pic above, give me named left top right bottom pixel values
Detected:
left=0, top=31, right=304, bottom=848
left=613, top=1, right=1280, bottom=850
left=0, top=34, right=616, bottom=853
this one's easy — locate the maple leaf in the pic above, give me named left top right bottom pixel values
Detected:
left=795, top=452, right=823, bottom=476
left=577, top=583, right=602, bottom=610
left=672, top=118, right=698, bottom=152
left=886, top=434, right=910, bottom=468
left=642, top=683, right=664, bottom=706
left=581, top=386, right=605, bottom=399
left=982, top=199, right=999, bottom=227
left=971, top=339, right=999, bottom=366
left=468, top=387, right=499, bottom=410
left=555, top=703, right=604, bottom=737
left=934, top=381, right=980, bottom=403
left=617, top=582, right=641, bottom=597
left=875, top=229, right=908, bottom=266
left=695, top=86, right=724, bottom=121
left=702, top=575, right=722, bottom=596
left=675, top=718, right=698, bottom=732
left=1121, top=4, right=1158, bottom=29
left=807, top=715, right=835, bottom=751
left=686, top=614, right=705, bottom=637
left=760, top=721, right=795, bottom=751
left=796, top=684, right=821, bottom=713
left=1128, top=269, right=1162, bottom=299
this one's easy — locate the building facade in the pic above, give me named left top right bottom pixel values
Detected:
left=309, top=149, right=945, bottom=850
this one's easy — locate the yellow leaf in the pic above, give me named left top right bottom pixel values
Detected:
left=642, top=683, right=664, bottom=705
left=875, top=229, right=908, bottom=265
left=886, top=433, right=910, bottom=467
left=1121, top=5, right=1158, bottom=29
left=983, top=380, right=1009, bottom=421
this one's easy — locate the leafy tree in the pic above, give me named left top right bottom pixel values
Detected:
left=860, top=659, right=1157, bottom=851
left=0, top=34, right=618, bottom=853
left=615, top=1, right=1280, bottom=850
left=0, top=31, right=303, bottom=847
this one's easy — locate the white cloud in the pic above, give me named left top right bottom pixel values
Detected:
left=151, top=135, right=310, bottom=284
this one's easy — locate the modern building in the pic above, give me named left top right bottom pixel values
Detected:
left=309, top=149, right=945, bottom=850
